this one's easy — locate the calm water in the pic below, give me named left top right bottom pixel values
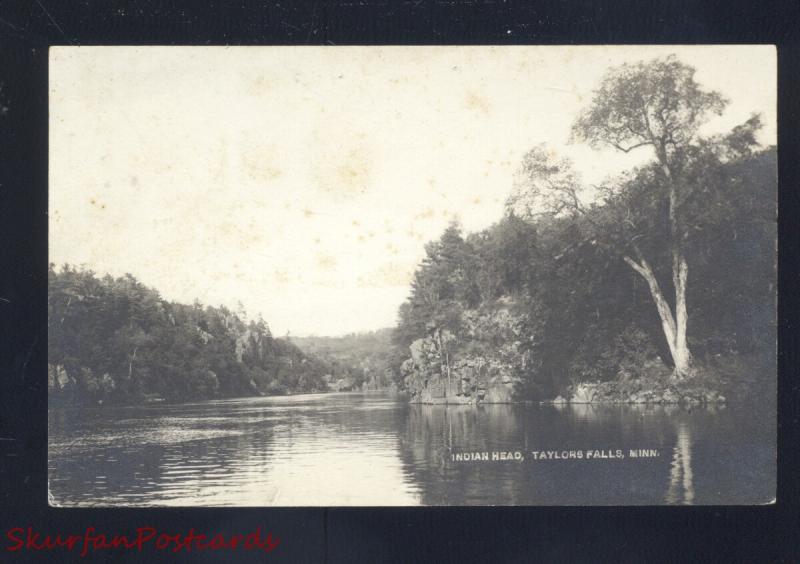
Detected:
left=48, top=391, right=775, bottom=506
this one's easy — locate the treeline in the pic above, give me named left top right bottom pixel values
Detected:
left=391, top=146, right=776, bottom=400
left=49, top=266, right=331, bottom=405
left=292, top=329, right=396, bottom=390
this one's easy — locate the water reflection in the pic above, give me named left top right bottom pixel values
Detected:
left=49, top=391, right=773, bottom=506
left=398, top=401, right=772, bottom=505
left=50, top=393, right=422, bottom=506
left=665, top=420, right=694, bottom=505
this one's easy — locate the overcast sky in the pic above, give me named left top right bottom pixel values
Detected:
left=49, top=46, right=775, bottom=336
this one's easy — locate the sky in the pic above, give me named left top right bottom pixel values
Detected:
left=49, top=46, right=776, bottom=336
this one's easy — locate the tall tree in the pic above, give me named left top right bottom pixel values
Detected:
left=512, top=55, right=763, bottom=381
left=570, top=55, right=729, bottom=379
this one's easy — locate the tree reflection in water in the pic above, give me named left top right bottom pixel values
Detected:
left=50, top=392, right=773, bottom=506
left=665, top=419, right=694, bottom=505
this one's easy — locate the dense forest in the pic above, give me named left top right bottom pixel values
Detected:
left=392, top=56, right=776, bottom=405
left=48, top=265, right=335, bottom=405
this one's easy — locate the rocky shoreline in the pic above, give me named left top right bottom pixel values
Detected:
left=548, top=379, right=727, bottom=406
left=403, top=337, right=728, bottom=407
left=407, top=379, right=728, bottom=407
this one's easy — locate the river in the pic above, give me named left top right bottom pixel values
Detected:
left=48, top=390, right=775, bottom=506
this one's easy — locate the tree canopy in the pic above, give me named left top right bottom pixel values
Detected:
left=48, top=266, right=334, bottom=404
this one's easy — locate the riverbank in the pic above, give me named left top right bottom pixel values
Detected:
left=48, top=361, right=399, bottom=407
left=405, top=353, right=774, bottom=407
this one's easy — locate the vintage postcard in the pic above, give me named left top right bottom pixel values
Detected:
left=48, top=45, right=776, bottom=506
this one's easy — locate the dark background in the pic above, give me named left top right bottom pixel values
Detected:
left=1, top=1, right=799, bottom=562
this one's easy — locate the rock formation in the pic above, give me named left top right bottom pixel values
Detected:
left=402, top=300, right=524, bottom=405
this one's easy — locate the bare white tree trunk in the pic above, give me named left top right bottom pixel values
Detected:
left=624, top=249, right=693, bottom=380
left=661, top=155, right=693, bottom=380
left=672, top=255, right=693, bottom=379
left=623, top=255, right=678, bottom=364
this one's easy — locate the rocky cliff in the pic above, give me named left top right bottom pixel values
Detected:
left=402, top=299, right=525, bottom=405
left=403, top=352, right=519, bottom=404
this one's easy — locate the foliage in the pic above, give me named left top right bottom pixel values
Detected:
left=393, top=146, right=776, bottom=399
left=48, top=267, right=331, bottom=405
left=509, top=55, right=770, bottom=381
left=571, top=54, right=727, bottom=155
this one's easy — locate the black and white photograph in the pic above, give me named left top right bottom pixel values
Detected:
left=47, top=45, right=776, bottom=507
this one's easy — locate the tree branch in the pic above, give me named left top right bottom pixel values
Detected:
left=622, top=255, right=646, bottom=276
left=611, top=141, right=651, bottom=153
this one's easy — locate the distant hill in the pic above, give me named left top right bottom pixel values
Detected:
left=292, top=329, right=396, bottom=390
